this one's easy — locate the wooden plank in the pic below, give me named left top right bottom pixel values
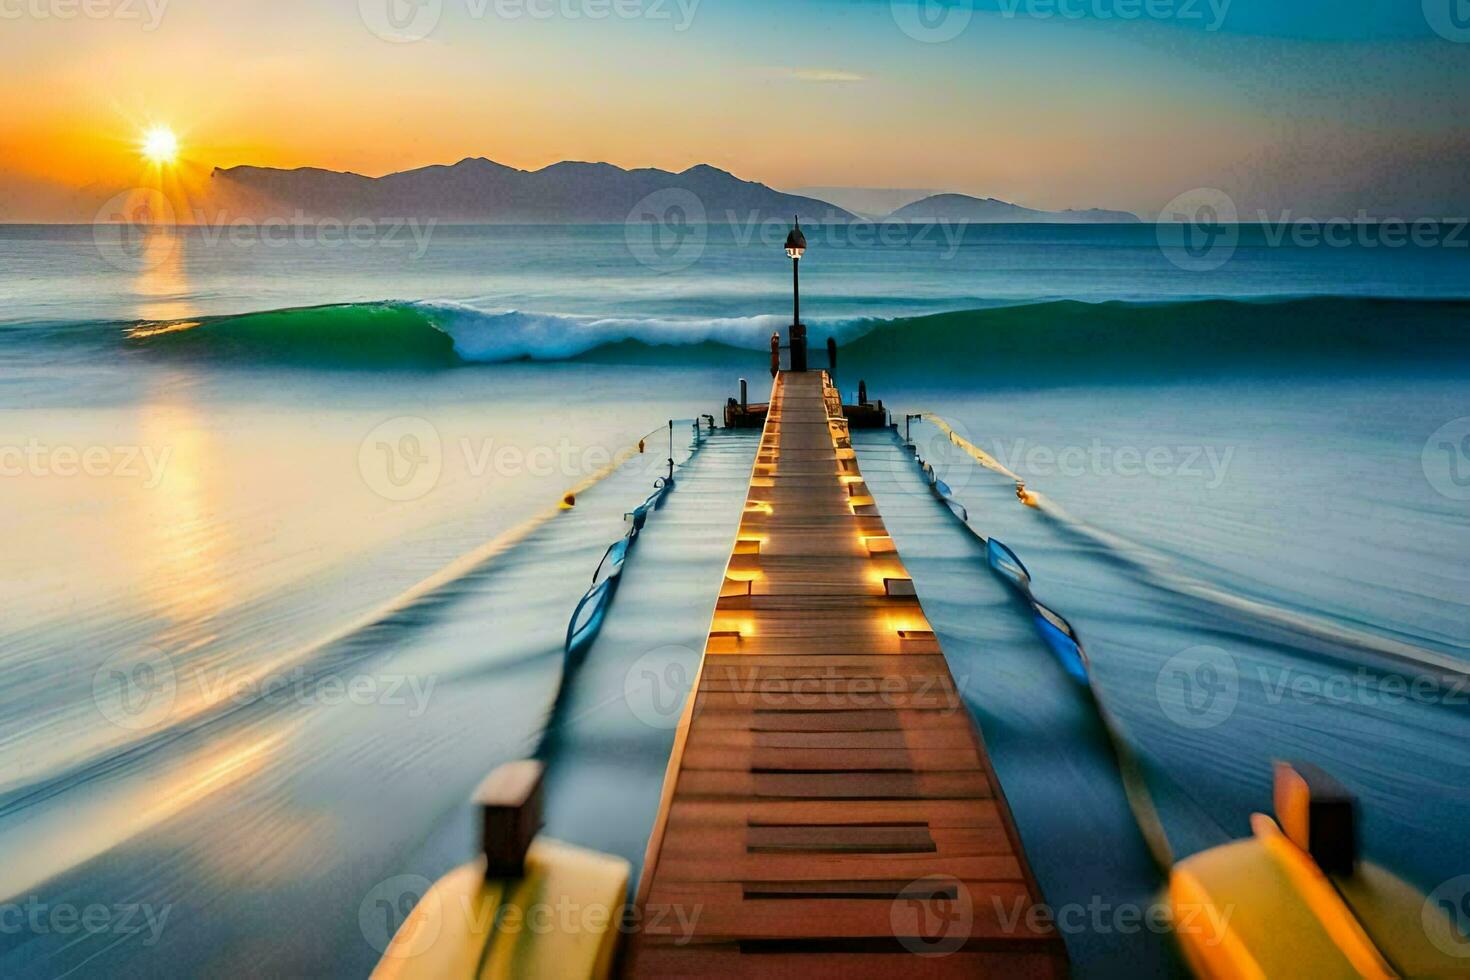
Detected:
left=694, top=708, right=972, bottom=733
left=679, top=748, right=983, bottom=773
left=654, top=824, right=1014, bottom=860
left=632, top=947, right=1067, bottom=980
left=676, top=769, right=994, bottom=800
left=745, top=824, right=937, bottom=854
left=640, top=889, right=1058, bottom=941
left=697, top=673, right=957, bottom=689
left=703, top=653, right=952, bottom=673
left=627, top=371, right=1065, bottom=977
left=665, top=798, right=1007, bottom=830
left=695, top=691, right=963, bottom=712
left=686, top=728, right=980, bottom=750
left=650, top=853, right=1026, bottom=883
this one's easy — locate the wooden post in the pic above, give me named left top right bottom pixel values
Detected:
left=904, top=413, right=921, bottom=448
left=1274, top=761, right=1357, bottom=875
left=792, top=256, right=800, bottom=336
left=475, top=760, right=545, bottom=879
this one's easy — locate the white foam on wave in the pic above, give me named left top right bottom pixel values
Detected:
left=412, top=301, right=879, bottom=363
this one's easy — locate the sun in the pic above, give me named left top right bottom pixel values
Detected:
left=140, top=126, right=179, bottom=165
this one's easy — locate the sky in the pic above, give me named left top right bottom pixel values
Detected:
left=1, top=0, right=1467, bottom=220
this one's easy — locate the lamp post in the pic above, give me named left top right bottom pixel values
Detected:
left=785, top=217, right=807, bottom=372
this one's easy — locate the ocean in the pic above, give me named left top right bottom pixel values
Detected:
left=1, top=221, right=1467, bottom=977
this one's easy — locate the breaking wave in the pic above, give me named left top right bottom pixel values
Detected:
left=103, top=295, right=1470, bottom=372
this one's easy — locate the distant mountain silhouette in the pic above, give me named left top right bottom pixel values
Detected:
left=888, top=193, right=1139, bottom=223
left=788, top=186, right=943, bottom=220
left=206, top=158, right=854, bottom=223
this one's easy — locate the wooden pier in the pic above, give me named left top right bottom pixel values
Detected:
left=628, top=371, right=1067, bottom=977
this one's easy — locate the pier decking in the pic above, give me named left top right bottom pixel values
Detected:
left=629, top=371, right=1067, bottom=977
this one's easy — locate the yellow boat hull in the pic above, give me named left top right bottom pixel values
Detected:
left=1170, top=815, right=1468, bottom=978
left=372, top=838, right=630, bottom=980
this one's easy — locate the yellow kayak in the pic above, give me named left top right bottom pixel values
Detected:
left=1170, top=763, right=1469, bottom=978
left=372, top=761, right=630, bottom=980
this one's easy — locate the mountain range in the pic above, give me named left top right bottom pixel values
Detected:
left=208, top=158, right=853, bottom=223
left=201, top=158, right=1139, bottom=224
left=888, top=193, right=1140, bottom=224
left=787, top=186, right=944, bottom=220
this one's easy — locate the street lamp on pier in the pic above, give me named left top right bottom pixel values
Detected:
left=785, top=217, right=808, bottom=371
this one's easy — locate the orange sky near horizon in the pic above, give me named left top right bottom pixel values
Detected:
left=3, top=1, right=1467, bottom=221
